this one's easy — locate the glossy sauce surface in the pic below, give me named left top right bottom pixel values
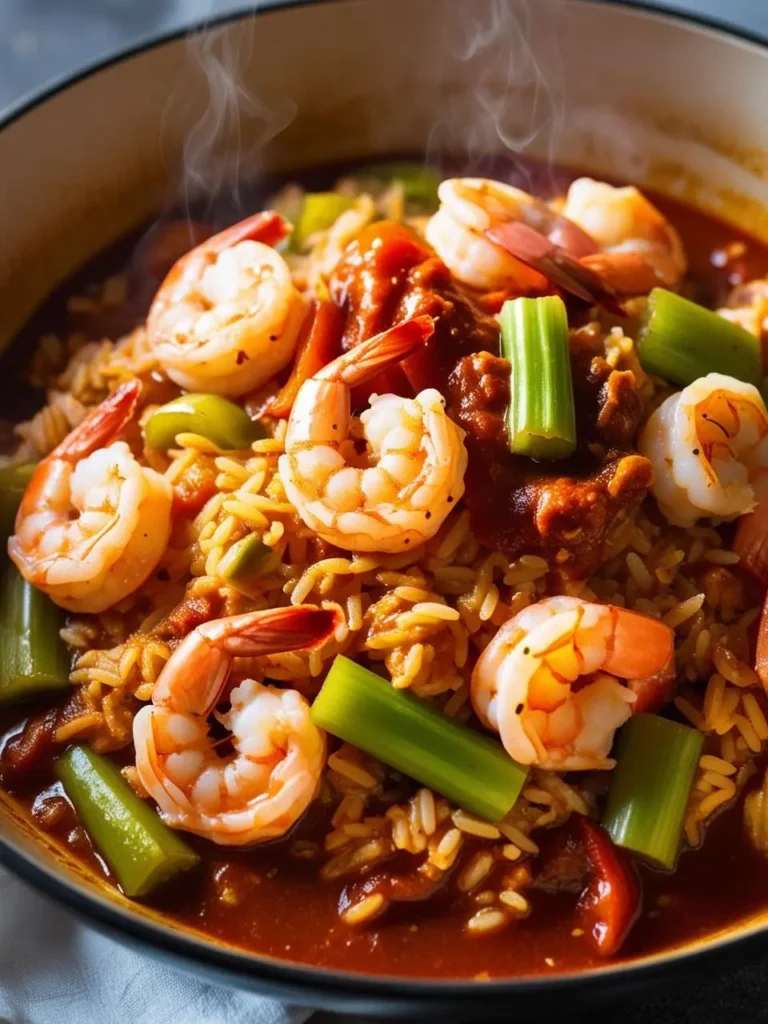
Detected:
left=3, top=159, right=768, bottom=978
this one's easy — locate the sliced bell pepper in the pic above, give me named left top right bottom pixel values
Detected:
left=143, top=393, right=265, bottom=451
left=218, top=532, right=271, bottom=593
left=292, top=193, right=357, bottom=250
left=267, top=300, right=343, bottom=417
left=576, top=816, right=640, bottom=956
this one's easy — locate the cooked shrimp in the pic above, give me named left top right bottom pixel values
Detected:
left=147, top=211, right=307, bottom=397
left=471, top=597, right=674, bottom=770
left=425, top=177, right=596, bottom=292
left=278, top=316, right=468, bottom=553
left=8, top=381, right=172, bottom=614
left=639, top=372, right=768, bottom=527
left=562, top=177, right=687, bottom=293
left=133, top=605, right=338, bottom=846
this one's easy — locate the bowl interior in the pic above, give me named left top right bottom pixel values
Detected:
left=3, top=0, right=768, bottom=1004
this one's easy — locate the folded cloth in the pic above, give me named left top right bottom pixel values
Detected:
left=0, top=868, right=312, bottom=1024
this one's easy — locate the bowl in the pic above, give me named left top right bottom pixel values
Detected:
left=3, top=0, right=768, bottom=1014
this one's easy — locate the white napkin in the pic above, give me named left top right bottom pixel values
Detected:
left=0, top=868, right=313, bottom=1024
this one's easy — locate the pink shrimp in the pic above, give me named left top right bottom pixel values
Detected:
left=8, top=381, right=172, bottom=613
left=471, top=597, right=675, bottom=770
left=147, top=211, right=307, bottom=396
left=133, top=605, right=339, bottom=846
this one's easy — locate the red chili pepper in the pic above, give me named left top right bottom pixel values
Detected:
left=267, top=299, right=343, bottom=418
left=576, top=817, right=640, bottom=956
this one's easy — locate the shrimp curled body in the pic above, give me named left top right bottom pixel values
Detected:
left=639, top=372, right=768, bottom=527
left=278, top=316, right=468, bottom=553
left=471, top=597, right=674, bottom=771
left=8, top=381, right=172, bottom=614
left=425, top=178, right=596, bottom=293
left=147, top=212, right=307, bottom=397
left=426, top=177, right=686, bottom=298
left=562, top=177, right=687, bottom=293
left=133, top=605, right=338, bottom=846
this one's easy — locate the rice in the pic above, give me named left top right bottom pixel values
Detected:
left=466, top=908, right=508, bottom=934
left=499, top=890, right=530, bottom=915
left=452, top=810, right=501, bottom=840
left=343, top=893, right=387, bottom=926
left=11, top=189, right=768, bottom=939
left=327, top=753, right=378, bottom=790
left=458, top=852, right=495, bottom=893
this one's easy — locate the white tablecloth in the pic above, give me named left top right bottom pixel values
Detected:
left=0, top=868, right=312, bottom=1024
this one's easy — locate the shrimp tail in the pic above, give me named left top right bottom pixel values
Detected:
left=485, top=221, right=627, bottom=316
left=580, top=252, right=662, bottom=297
left=206, top=605, right=341, bottom=657
left=317, top=316, right=434, bottom=386
left=627, top=651, right=675, bottom=714
left=208, top=210, right=290, bottom=252
left=54, top=380, right=141, bottom=462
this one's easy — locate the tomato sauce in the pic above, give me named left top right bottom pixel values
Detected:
left=3, top=157, right=768, bottom=979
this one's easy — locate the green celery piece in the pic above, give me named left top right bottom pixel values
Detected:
left=637, top=288, right=760, bottom=387
left=0, top=461, right=37, bottom=543
left=0, top=459, right=69, bottom=705
left=312, top=655, right=528, bottom=822
left=602, top=714, right=704, bottom=870
left=501, top=295, right=577, bottom=460
left=292, top=193, right=357, bottom=250
left=55, top=745, right=200, bottom=897
left=143, top=394, right=264, bottom=451
left=0, top=560, right=71, bottom=706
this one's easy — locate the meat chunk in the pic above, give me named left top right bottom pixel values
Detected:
left=156, top=587, right=225, bottom=639
left=0, top=708, right=59, bottom=777
left=330, top=220, right=498, bottom=403
left=330, top=220, right=651, bottom=578
left=451, top=350, right=650, bottom=577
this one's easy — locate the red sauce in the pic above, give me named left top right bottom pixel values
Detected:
left=3, top=159, right=768, bottom=979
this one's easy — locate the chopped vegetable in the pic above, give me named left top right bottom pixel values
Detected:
left=601, top=713, right=704, bottom=870
left=734, top=499, right=768, bottom=586
left=292, top=193, right=357, bottom=250
left=500, top=295, right=577, bottom=460
left=0, top=562, right=71, bottom=705
left=268, top=299, right=343, bottom=417
left=0, top=465, right=69, bottom=706
left=218, top=532, right=271, bottom=591
left=637, top=288, right=761, bottom=387
left=55, top=745, right=199, bottom=897
left=576, top=816, right=640, bottom=956
left=0, top=461, right=36, bottom=542
left=360, top=161, right=441, bottom=211
left=311, top=656, right=528, bottom=821
left=143, top=393, right=264, bottom=451
left=756, top=592, right=768, bottom=692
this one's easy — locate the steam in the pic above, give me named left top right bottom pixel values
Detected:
left=424, top=0, right=647, bottom=193
left=426, top=0, right=566, bottom=191
left=167, top=7, right=297, bottom=222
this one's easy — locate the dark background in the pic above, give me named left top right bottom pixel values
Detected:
left=3, top=0, right=768, bottom=1021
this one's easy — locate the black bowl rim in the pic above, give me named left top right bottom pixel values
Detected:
left=2, top=0, right=768, bottom=1009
